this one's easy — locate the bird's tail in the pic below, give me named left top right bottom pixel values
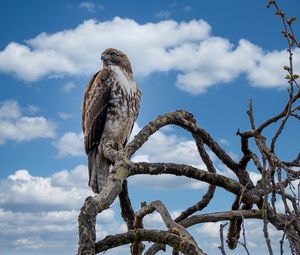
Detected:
left=88, top=147, right=109, bottom=194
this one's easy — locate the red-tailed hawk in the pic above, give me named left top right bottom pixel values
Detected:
left=82, top=48, right=141, bottom=193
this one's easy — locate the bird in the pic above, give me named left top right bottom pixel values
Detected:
left=82, top=48, right=141, bottom=194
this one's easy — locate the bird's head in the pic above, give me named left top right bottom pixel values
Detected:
left=101, top=48, right=132, bottom=75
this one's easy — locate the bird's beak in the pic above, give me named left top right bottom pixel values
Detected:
left=101, top=54, right=110, bottom=61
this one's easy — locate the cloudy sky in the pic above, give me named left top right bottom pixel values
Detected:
left=0, top=0, right=299, bottom=254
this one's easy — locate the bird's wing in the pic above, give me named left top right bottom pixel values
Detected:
left=82, top=68, right=111, bottom=154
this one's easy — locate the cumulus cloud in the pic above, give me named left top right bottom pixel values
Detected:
left=196, top=222, right=221, bottom=238
left=26, top=105, right=40, bottom=114
left=0, top=135, right=291, bottom=255
left=183, top=6, right=192, bottom=12
left=0, top=164, right=107, bottom=212
left=51, top=122, right=260, bottom=192
left=0, top=17, right=298, bottom=93
left=0, top=100, right=21, bottom=119
left=58, top=112, right=73, bottom=120
left=53, top=123, right=211, bottom=189
left=248, top=171, right=262, bottom=185
left=0, top=42, right=76, bottom=81
left=61, top=81, right=76, bottom=93
left=196, top=220, right=288, bottom=254
left=53, top=132, right=84, bottom=157
left=51, top=164, right=88, bottom=188
left=0, top=168, right=90, bottom=211
left=79, top=2, right=105, bottom=12
left=154, top=10, right=171, bottom=19
left=130, top=174, right=208, bottom=190
left=0, top=166, right=128, bottom=254
left=216, top=162, right=263, bottom=186
left=129, top=125, right=209, bottom=190
left=132, top=126, right=208, bottom=167
left=0, top=100, right=56, bottom=144
left=139, top=210, right=182, bottom=231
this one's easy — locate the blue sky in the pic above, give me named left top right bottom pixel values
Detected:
left=0, top=0, right=299, bottom=254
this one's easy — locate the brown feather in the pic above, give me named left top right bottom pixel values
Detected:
left=87, top=148, right=96, bottom=186
left=82, top=68, right=111, bottom=183
left=82, top=68, right=110, bottom=153
left=82, top=48, right=141, bottom=193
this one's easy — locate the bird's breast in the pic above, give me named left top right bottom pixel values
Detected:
left=102, top=66, right=141, bottom=147
left=110, top=65, right=137, bottom=94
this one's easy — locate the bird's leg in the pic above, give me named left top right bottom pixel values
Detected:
left=110, top=143, right=124, bottom=174
left=100, top=137, right=118, bottom=162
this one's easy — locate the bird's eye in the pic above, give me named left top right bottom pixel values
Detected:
left=111, top=53, right=116, bottom=58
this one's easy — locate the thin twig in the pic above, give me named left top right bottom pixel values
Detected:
left=238, top=216, right=250, bottom=255
left=218, top=223, right=228, bottom=255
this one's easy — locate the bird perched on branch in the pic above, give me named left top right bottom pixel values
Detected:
left=82, top=48, right=141, bottom=193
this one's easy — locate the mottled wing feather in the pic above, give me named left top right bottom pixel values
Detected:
left=122, top=90, right=141, bottom=147
left=82, top=71, right=99, bottom=134
left=82, top=68, right=111, bottom=154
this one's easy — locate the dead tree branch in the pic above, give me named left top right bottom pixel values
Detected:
left=77, top=1, right=300, bottom=254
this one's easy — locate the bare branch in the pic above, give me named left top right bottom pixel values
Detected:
left=180, top=210, right=262, bottom=228
left=238, top=217, right=250, bottom=255
left=175, top=134, right=216, bottom=222
left=119, top=180, right=135, bottom=230
left=78, top=158, right=134, bottom=254
left=125, top=110, right=240, bottom=172
left=175, top=184, right=216, bottom=223
left=95, top=229, right=192, bottom=254
left=77, top=3, right=300, bottom=254
left=134, top=200, right=205, bottom=255
left=131, top=162, right=247, bottom=199
left=218, top=223, right=228, bottom=255
left=144, top=244, right=166, bottom=255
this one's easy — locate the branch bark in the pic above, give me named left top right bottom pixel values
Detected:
left=134, top=200, right=205, bottom=255
left=95, top=229, right=200, bottom=254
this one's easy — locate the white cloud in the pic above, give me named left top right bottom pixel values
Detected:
left=248, top=171, right=261, bottom=185
left=183, top=6, right=192, bottom=12
left=0, top=100, right=21, bottom=119
left=0, top=168, right=90, bottom=211
left=128, top=122, right=140, bottom=142
left=0, top=18, right=208, bottom=81
left=130, top=174, right=208, bottom=190
left=219, top=138, right=230, bottom=146
left=0, top=164, right=115, bottom=212
left=0, top=42, right=76, bottom=81
left=216, top=165, right=264, bottom=187
left=0, top=100, right=56, bottom=144
left=0, top=166, right=129, bottom=254
left=247, top=49, right=290, bottom=87
left=0, top=148, right=292, bottom=254
left=132, top=126, right=208, bottom=167
left=275, top=179, right=299, bottom=213
left=0, top=18, right=298, bottom=93
left=154, top=10, right=171, bottom=19
left=53, top=132, right=84, bottom=157
left=129, top=125, right=209, bottom=190
left=61, top=81, right=75, bottom=93
left=8, top=169, right=32, bottom=181
left=79, top=2, right=104, bottom=12
left=26, top=105, right=40, bottom=114
left=51, top=164, right=88, bottom=188
left=141, top=210, right=182, bottom=231
left=103, top=205, right=289, bottom=255
left=58, top=112, right=73, bottom=120
left=196, top=222, right=220, bottom=238
left=52, top=122, right=210, bottom=190
left=195, top=220, right=288, bottom=254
